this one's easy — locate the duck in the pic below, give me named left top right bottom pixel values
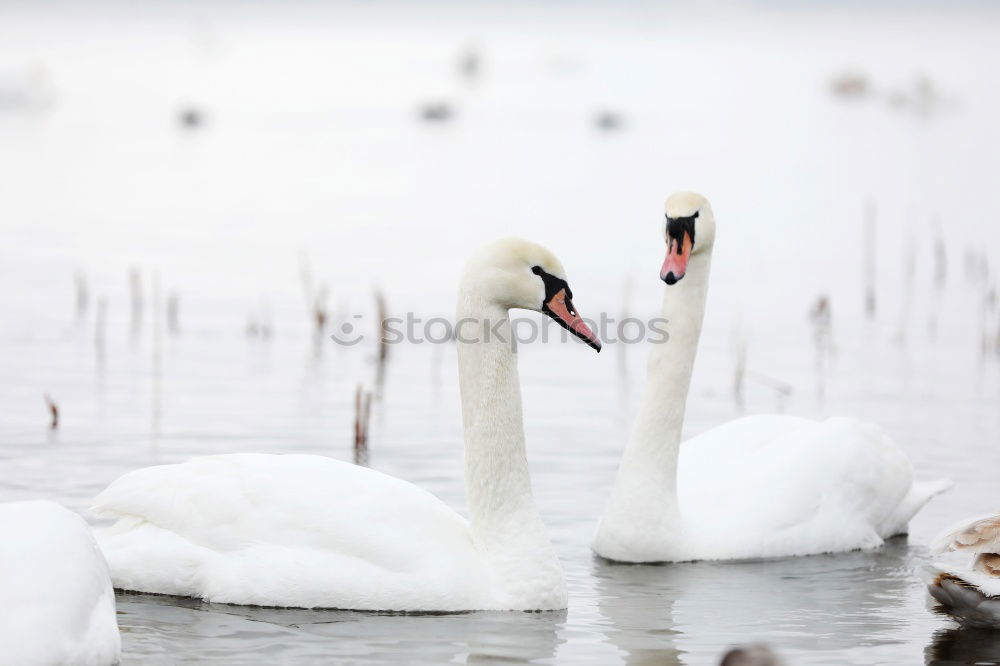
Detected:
left=92, top=238, right=601, bottom=611
left=922, top=512, right=1000, bottom=627
left=0, top=500, right=120, bottom=666
left=592, top=192, right=950, bottom=563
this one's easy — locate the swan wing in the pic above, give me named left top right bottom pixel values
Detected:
left=678, top=415, right=922, bottom=556
left=92, top=453, right=487, bottom=609
left=930, top=513, right=1000, bottom=555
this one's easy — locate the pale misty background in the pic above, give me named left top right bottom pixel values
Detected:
left=1, top=1, right=999, bottom=663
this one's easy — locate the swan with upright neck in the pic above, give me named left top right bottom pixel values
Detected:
left=92, top=238, right=600, bottom=611
left=593, top=192, right=950, bottom=563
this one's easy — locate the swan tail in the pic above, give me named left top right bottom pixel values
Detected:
left=879, top=478, right=953, bottom=538
left=920, top=565, right=1000, bottom=628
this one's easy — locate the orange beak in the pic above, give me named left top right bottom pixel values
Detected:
left=543, top=288, right=602, bottom=352
left=660, top=231, right=692, bottom=284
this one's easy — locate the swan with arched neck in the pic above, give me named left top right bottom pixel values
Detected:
left=92, top=238, right=600, bottom=611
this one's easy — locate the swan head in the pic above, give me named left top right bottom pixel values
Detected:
left=661, top=192, right=715, bottom=285
left=463, top=238, right=601, bottom=351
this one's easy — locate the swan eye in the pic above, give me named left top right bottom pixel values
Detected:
left=665, top=211, right=698, bottom=251
left=532, top=266, right=571, bottom=303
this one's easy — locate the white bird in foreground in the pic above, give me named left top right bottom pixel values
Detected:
left=922, top=513, right=1000, bottom=627
left=92, top=238, right=601, bottom=611
left=593, top=192, right=950, bottom=563
left=0, top=501, right=120, bottom=666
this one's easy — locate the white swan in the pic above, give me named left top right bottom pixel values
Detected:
left=922, top=512, right=1000, bottom=627
left=0, top=501, right=120, bottom=666
left=92, top=238, right=601, bottom=611
left=593, top=192, right=950, bottom=562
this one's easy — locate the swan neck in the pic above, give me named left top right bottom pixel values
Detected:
left=619, top=252, right=712, bottom=514
left=456, top=292, right=558, bottom=579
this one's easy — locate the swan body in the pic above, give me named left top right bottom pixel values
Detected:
left=593, top=192, right=950, bottom=563
left=596, top=414, right=950, bottom=562
left=93, top=238, right=601, bottom=611
left=0, top=501, right=120, bottom=666
left=922, top=513, right=1000, bottom=627
left=94, top=454, right=493, bottom=610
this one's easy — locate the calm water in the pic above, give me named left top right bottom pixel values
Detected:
left=2, top=2, right=1000, bottom=663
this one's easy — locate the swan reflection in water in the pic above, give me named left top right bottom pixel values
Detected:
left=116, top=593, right=566, bottom=664
left=926, top=625, right=1000, bottom=665
left=593, top=539, right=917, bottom=665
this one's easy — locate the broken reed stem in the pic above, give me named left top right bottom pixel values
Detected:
left=995, top=311, right=1000, bottom=356
left=298, top=250, right=315, bottom=312
left=247, top=301, right=274, bottom=341
left=43, top=394, right=58, bottom=430
left=458, top=44, right=481, bottom=82
left=95, top=297, right=107, bottom=351
left=75, top=270, right=88, bottom=316
left=896, top=235, right=916, bottom=344
left=983, top=285, right=998, bottom=357
left=809, top=294, right=833, bottom=398
left=863, top=201, right=877, bottom=319
left=932, top=217, right=947, bottom=286
left=152, top=272, right=163, bottom=434
left=354, top=385, right=362, bottom=445
left=129, top=267, right=143, bottom=333
left=314, top=285, right=329, bottom=334
left=300, top=251, right=325, bottom=339
left=375, top=289, right=389, bottom=363
left=167, top=291, right=180, bottom=335
left=354, top=385, right=372, bottom=466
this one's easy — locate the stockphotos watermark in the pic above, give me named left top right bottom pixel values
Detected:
left=330, top=313, right=669, bottom=349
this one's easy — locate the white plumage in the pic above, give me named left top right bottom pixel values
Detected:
left=593, top=193, right=949, bottom=563
left=0, top=500, right=120, bottom=666
left=673, top=415, right=945, bottom=559
left=93, top=454, right=489, bottom=610
left=92, top=238, right=600, bottom=611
